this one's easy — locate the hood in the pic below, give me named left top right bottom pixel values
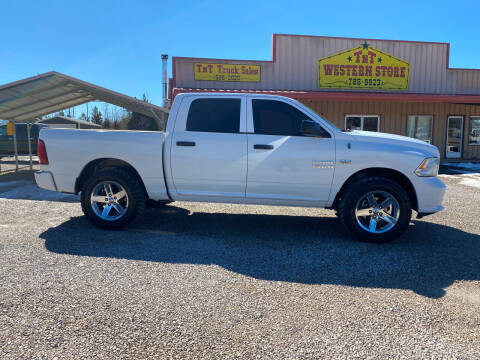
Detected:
left=347, top=130, right=439, bottom=157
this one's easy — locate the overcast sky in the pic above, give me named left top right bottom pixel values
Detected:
left=1, top=0, right=479, bottom=110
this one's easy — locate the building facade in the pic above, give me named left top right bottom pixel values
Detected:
left=171, top=34, right=480, bottom=160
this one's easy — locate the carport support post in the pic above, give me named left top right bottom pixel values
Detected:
left=27, top=120, right=33, bottom=170
left=12, top=120, right=19, bottom=171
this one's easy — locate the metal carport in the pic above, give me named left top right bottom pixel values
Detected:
left=0, top=71, right=169, bottom=171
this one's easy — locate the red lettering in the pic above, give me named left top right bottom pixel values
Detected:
left=196, top=64, right=202, bottom=72
left=400, top=67, right=405, bottom=78
left=354, top=51, right=362, bottom=63
left=216, top=64, right=222, bottom=73
left=323, top=64, right=334, bottom=75
left=352, top=65, right=357, bottom=76
left=362, top=55, right=368, bottom=64
left=358, top=65, right=364, bottom=76
left=375, top=66, right=381, bottom=77
left=368, top=51, right=376, bottom=63
left=387, top=66, right=393, bottom=77
left=339, top=65, right=345, bottom=75
left=345, top=65, right=351, bottom=76
left=365, top=65, right=372, bottom=76
left=334, top=64, right=339, bottom=76
left=394, top=67, right=399, bottom=77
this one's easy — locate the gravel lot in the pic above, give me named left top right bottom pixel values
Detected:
left=0, top=171, right=479, bottom=359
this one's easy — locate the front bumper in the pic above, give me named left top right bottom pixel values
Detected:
left=34, top=171, right=57, bottom=191
left=414, top=176, right=446, bottom=214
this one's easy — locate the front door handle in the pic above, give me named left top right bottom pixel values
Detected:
left=176, top=141, right=196, bottom=147
left=254, top=144, right=274, bottom=150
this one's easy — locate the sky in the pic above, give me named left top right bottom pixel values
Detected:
left=1, top=0, right=479, bottom=114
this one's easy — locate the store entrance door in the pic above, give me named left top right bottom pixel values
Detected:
left=446, top=116, right=464, bottom=159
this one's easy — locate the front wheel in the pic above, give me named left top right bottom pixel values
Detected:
left=80, top=169, right=147, bottom=229
left=338, top=177, right=412, bottom=243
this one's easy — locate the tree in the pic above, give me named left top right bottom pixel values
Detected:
left=127, top=112, right=158, bottom=131
left=80, top=113, right=88, bottom=121
left=91, top=106, right=103, bottom=125
left=112, top=120, right=121, bottom=129
left=103, top=119, right=111, bottom=129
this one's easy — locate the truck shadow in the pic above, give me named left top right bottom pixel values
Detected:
left=40, top=205, right=480, bottom=299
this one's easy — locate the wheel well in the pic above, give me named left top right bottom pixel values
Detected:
left=332, top=168, right=418, bottom=211
left=75, top=158, right=148, bottom=196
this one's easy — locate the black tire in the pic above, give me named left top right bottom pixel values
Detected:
left=80, top=168, right=147, bottom=229
left=338, top=176, right=412, bottom=243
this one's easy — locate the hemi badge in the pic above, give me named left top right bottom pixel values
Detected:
left=312, top=160, right=334, bottom=168
left=339, top=160, right=352, bottom=165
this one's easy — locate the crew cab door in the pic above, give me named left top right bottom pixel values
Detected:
left=246, top=97, right=335, bottom=204
left=169, top=95, right=248, bottom=198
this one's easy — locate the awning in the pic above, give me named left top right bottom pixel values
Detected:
left=0, top=71, right=169, bottom=172
left=0, top=71, right=169, bottom=123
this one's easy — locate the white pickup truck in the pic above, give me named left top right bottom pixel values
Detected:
left=35, top=93, right=445, bottom=242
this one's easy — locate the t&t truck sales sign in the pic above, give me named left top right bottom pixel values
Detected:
left=318, top=43, right=409, bottom=90
left=194, top=63, right=261, bottom=82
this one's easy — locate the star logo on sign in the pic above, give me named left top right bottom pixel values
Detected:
left=378, top=57, right=382, bottom=63
left=347, top=56, right=352, bottom=62
left=362, top=42, right=369, bottom=49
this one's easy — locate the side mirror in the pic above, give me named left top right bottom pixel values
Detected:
left=300, top=120, right=330, bottom=138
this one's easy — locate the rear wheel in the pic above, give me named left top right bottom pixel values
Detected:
left=338, top=177, right=412, bottom=243
left=80, top=169, right=146, bottom=229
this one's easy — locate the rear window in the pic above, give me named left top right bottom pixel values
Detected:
left=186, top=98, right=241, bottom=133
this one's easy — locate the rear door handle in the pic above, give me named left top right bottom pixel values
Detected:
left=254, top=144, right=274, bottom=150
left=176, top=141, right=196, bottom=147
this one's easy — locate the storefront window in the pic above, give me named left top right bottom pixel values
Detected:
left=345, top=115, right=379, bottom=132
left=407, top=115, right=433, bottom=143
left=470, top=117, right=480, bottom=145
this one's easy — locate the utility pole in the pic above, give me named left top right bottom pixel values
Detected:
left=162, top=54, right=168, bottom=107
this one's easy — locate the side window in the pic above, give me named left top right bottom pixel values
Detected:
left=252, top=99, right=312, bottom=136
left=345, top=115, right=380, bottom=132
left=186, top=98, right=240, bottom=133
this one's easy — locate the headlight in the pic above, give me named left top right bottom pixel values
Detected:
left=415, top=157, right=439, bottom=177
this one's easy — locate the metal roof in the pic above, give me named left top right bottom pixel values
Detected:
left=37, top=115, right=102, bottom=128
left=0, top=71, right=169, bottom=123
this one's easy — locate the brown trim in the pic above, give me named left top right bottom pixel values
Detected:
left=273, top=33, right=448, bottom=47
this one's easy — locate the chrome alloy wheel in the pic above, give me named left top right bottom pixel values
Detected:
left=90, top=181, right=129, bottom=221
left=354, top=190, right=400, bottom=234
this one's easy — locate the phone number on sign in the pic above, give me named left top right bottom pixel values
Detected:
left=216, top=75, right=241, bottom=81
left=347, top=78, right=384, bottom=87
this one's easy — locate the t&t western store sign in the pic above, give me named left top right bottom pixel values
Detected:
left=318, top=42, right=409, bottom=90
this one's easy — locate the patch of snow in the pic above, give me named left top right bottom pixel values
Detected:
left=459, top=177, right=480, bottom=189
left=438, top=174, right=460, bottom=179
